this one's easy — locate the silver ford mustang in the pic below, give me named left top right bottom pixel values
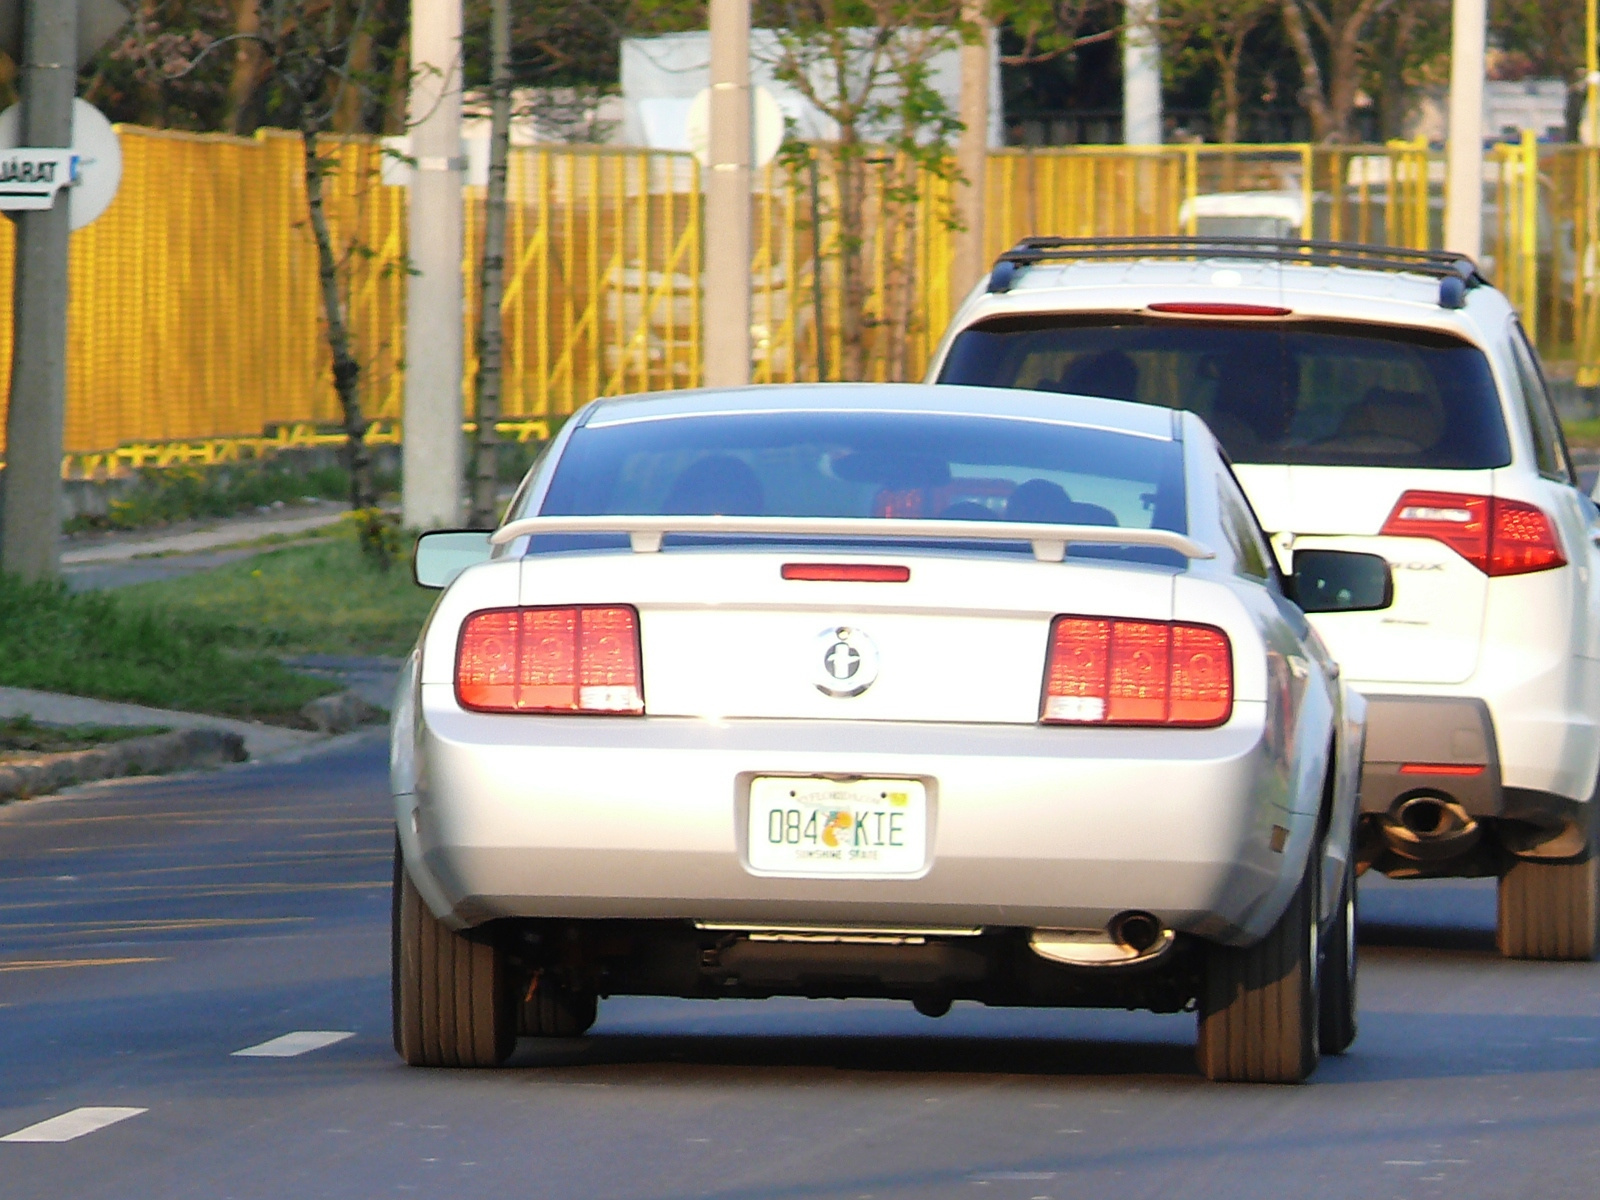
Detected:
left=391, top=383, right=1373, bottom=1082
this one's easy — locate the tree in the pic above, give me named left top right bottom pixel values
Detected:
left=763, top=0, right=968, bottom=380
left=153, top=1, right=391, bottom=515
left=1492, top=0, right=1588, bottom=138
left=1278, top=0, right=1394, bottom=143
left=1361, top=0, right=1447, bottom=141
left=1162, top=0, right=1275, bottom=143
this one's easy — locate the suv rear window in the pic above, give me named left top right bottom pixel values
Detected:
left=937, top=316, right=1512, bottom=469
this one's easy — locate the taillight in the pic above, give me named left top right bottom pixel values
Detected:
left=456, top=606, right=643, bottom=714
left=1380, top=490, right=1565, bottom=576
left=1042, top=616, right=1232, bottom=727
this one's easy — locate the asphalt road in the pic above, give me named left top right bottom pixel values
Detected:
left=3, top=738, right=1599, bottom=1200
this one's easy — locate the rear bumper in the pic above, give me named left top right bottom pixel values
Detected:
left=1356, top=693, right=1592, bottom=863
left=397, top=687, right=1310, bottom=947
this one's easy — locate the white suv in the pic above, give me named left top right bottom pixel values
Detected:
left=926, top=237, right=1600, bottom=960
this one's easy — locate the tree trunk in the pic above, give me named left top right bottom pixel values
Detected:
left=228, top=0, right=265, bottom=135
left=836, top=143, right=868, bottom=380
left=470, top=0, right=513, bottom=527
left=332, top=25, right=373, bottom=133
left=300, top=122, right=375, bottom=511
left=1279, top=0, right=1333, bottom=141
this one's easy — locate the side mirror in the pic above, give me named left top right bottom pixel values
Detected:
left=413, top=530, right=493, bottom=589
left=1291, top=549, right=1393, bottom=614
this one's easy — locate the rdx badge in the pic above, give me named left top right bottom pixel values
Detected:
left=815, top=626, right=879, bottom=697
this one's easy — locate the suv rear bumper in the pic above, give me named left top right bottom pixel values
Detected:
left=1357, top=693, right=1592, bottom=868
left=1358, top=695, right=1502, bottom=816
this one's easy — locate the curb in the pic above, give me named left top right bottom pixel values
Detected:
left=0, top=728, right=248, bottom=803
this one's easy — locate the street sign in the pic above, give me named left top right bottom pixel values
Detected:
left=0, top=145, right=74, bottom=209
left=0, top=0, right=129, bottom=68
left=0, top=99, right=123, bottom=228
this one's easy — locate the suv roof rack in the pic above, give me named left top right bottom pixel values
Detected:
left=985, top=235, right=1487, bottom=310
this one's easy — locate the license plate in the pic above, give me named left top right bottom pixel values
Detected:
left=747, top=777, right=927, bottom=876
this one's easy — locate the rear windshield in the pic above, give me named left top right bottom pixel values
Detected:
left=937, top=316, right=1511, bottom=469
left=534, top=410, right=1187, bottom=561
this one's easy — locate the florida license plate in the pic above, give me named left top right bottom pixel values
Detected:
left=747, top=777, right=927, bottom=876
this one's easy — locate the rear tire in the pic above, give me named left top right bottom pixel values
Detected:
left=1197, top=865, right=1321, bottom=1083
left=520, top=980, right=598, bottom=1037
left=1318, top=854, right=1358, bottom=1056
left=392, top=843, right=516, bottom=1067
left=1497, top=852, right=1600, bottom=961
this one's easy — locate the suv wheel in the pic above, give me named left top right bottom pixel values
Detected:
left=1318, top=852, right=1358, bottom=1055
left=1197, top=863, right=1321, bottom=1083
left=392, top=843, right=516, bottom=1067
left=1497, top=851, right=1600, bottom=961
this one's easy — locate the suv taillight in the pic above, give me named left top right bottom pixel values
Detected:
left=1380, top=490, right=1565, bottom=576
left=1042, top=617, right=1232, bottom=727
left=456, top=606, right=643, bottom=714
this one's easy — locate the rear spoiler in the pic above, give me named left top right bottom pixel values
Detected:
left=489, top=515, right=1213, bottom=564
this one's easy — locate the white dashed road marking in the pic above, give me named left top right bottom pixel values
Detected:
left=2, top=1107, right=147, bottom=1143
left=233, top=1030, right=354, bottom=1058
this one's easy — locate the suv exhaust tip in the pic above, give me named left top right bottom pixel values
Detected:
left=1383, top=793, right=1480, bottom=862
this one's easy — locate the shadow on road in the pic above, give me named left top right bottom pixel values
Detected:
left=511, top=1027, right=1201, bottom=1079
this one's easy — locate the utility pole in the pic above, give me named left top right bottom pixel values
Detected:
left=1122, top=0, right=1161, bottom=145
left=2, top=0, right=75, bottom=580
left=403, top=0, right=465, bottom=530
left=469, top=0, right=511, bottom=528
left=952, top=1, right=991, bottom=299
left=1444, top=0, right=1486, bottom=259
left=703, top=0, right=751, bottom=389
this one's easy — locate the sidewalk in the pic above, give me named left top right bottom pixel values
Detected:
left=61, top=503, right=348, bottom=591
left=0, top=687, right=323, bottom=760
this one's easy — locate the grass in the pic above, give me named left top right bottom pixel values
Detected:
left=0, top=573, right=338, bottom=723
left=0, top=715, right=170, bottom=760
left=116, top=519, right=436, bottom=658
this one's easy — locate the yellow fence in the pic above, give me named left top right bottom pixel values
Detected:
left=0, top=127, right=1592, bottom=472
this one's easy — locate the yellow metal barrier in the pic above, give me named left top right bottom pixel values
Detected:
left=0, top=128, right=1590, bottom=476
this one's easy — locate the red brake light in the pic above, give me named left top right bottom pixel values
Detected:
left=1147, top=302, right=1292, bottom=317
left=1380, top=490, right=1564, bottom=576
left=456, top=605, right=643, bottom=714
left=1042, top=617, right=1232, bottom=727
left=782, top=563, right=911, bottom=582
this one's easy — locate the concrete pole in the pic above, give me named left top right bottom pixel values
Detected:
left=2, top=0, right=75, bottom=580
left=952, top=4, right=991, bottom=299
left=703, top=0, right=751, bottom=389
left=403, top=0, right=465, bottom=530
left=1444, top=0, right=1486, bottom=259
left=1122, top=0, right=1161, bottom=145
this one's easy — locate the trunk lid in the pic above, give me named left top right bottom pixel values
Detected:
left=519, top=550, right=1178, bottom=723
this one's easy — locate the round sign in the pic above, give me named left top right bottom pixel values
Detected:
left=686, top=85, right=784, bottom=170
left=0, top=99, right=123, bottom=230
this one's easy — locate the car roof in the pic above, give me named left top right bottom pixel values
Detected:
left=945, top=256, right=1516, bottom=344
left=584, top=381, right=1179, bottom=441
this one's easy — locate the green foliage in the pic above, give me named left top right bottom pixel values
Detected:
left=117, top=523, right=437, bottom=659
left=0, top=574, right=336, bottom=722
